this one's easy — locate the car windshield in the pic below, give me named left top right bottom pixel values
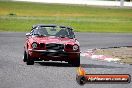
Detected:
left=31, top=26, right=75, bottom=38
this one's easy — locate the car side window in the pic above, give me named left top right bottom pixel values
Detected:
left=30, top=30, right=33, bottom=35
left=30, top=29, right=35, bottom=35
left=31, top=29, right=38, bottom=35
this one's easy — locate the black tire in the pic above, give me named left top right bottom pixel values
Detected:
left=26, top=59, right=34, bottom=65
left=26, top=53, right=34, bottom=65
left=71, top=54, right=80, bottom=67
left=23, top=51, right=27, bottom=62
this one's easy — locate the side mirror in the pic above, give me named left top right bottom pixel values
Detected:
left=26, top=33, right=31, bottom=36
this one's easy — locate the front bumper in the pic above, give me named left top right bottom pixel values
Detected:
left=28, top=49, right=80, bottom=58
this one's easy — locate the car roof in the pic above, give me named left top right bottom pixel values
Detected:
left=32, top=24, right=73, bottom=30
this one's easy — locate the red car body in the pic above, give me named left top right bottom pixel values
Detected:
left=23, top=24, right=80, bottom=66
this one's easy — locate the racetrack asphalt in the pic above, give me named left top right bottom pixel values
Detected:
left=0, top=32, right=132, bottom=88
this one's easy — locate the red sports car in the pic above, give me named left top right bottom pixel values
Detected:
left=23, top=24, right=80, bottom=66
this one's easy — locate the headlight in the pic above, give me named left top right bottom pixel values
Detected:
left=73, top=45, right=79, bottom=51
left=32, top=42, right=38, bottom=49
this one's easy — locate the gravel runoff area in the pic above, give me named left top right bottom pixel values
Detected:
left=95, top=47, right=132, bottom=65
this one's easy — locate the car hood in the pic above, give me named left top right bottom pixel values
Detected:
left=31, top=36, right=77, bottom=45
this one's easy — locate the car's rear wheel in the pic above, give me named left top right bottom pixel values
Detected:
left=70, top=54, right=80, bottom=67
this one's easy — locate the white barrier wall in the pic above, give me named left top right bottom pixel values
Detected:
left=13, top=0, right=132, bottom=7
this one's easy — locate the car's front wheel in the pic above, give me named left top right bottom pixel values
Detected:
left=23, top=51, right=34, bottom=65
left=69, top=54, right=80, bottom=67
left=26, top=58, right=34, bottom=65
left=26, top=54, right=34, bottom=65
left=23, top=51, right=27, bottom=62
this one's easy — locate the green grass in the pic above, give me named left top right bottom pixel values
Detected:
left=0, top=1, right=132, bottom=32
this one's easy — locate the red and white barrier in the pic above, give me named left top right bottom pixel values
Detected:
left=81, top=49, right=120, bottom=62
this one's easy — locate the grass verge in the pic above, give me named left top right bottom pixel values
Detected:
left=0, top=1, right=132, bottom=32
